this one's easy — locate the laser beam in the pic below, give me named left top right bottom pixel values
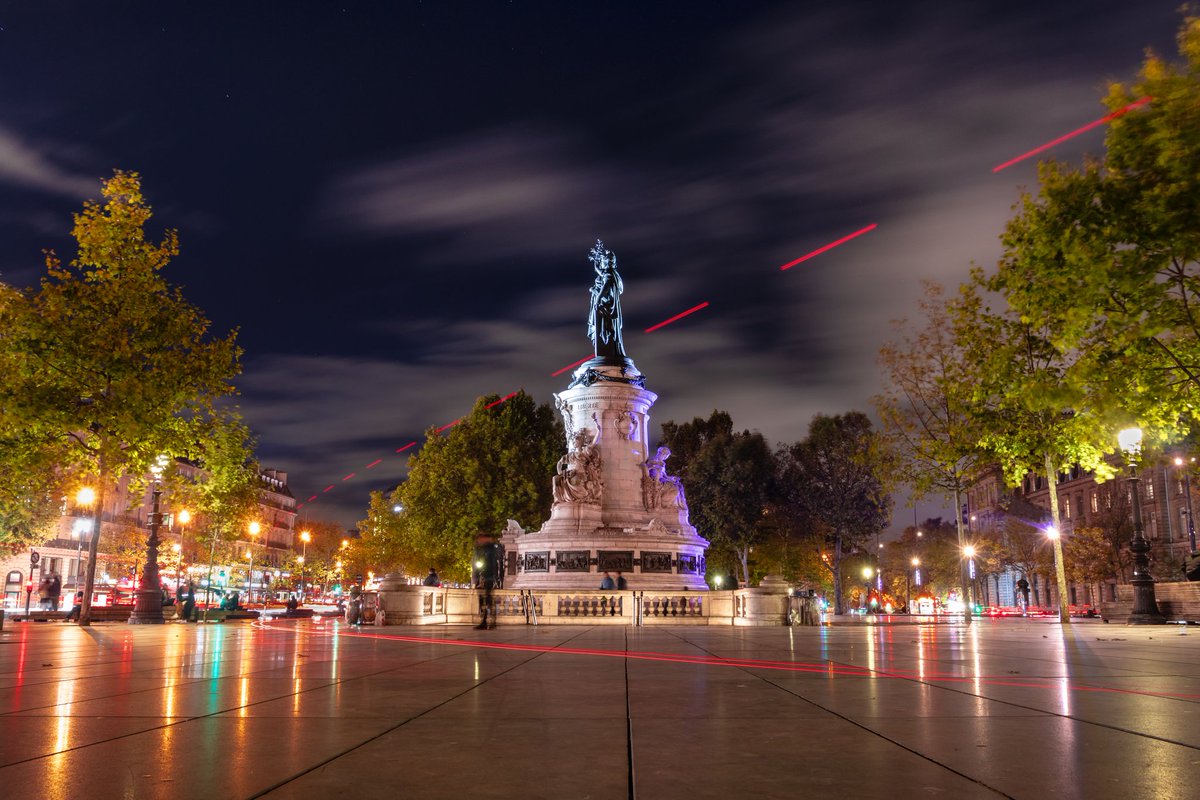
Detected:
left=644, top=302, right=710, bottom=333
left=779, top=224, right=877, bottom=270
left=992, top=96, right=1152, bottom=172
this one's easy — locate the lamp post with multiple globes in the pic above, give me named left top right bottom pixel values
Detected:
left=1119, top=428, right=1166, bottom=624
left=129, top=455, right=170, bottom=624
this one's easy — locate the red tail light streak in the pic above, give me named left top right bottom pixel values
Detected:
left=992, top=96, right=1152, bottom=172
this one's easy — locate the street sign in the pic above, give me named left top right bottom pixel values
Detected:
left=30, top=551, right=40, bottom=566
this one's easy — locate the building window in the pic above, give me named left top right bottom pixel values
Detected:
left=1063, top=496, right=1071, bottom=520
left=1148, top=510, right=1158, bottom=539
left=1091, top=492, right=1099, bottom=513
left=1147, top=479, right=1155, bottom=501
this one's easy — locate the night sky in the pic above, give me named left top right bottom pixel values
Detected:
left=0, top=2, right=1183, bottom=529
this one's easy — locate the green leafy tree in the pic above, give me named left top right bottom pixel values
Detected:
left=993, top=16, right=1200, bottom=431
left=0, top=171, right=243, bottom=623
left=778, top=412, right=892, bottom=614
left=659, top=415, right=774, bottom=587
left=359, top=391, right=562, bottom=581
left=876, top=281, right=990, bottom=621
left=952, top=272, right=1121, bottom=623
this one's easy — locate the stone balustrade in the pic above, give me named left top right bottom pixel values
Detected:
left=372, top=583, right=797, bottom=626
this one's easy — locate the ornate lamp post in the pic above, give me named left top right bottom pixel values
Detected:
left=1119, top=428, right=1166, bottom=624
left=73, top=486, right=96, bottom=592
left=130, top=455, right=169, bottom=624
left=246, top=521, right=261, bottom=605
left=1174, top=456, right=1197, bottom=552
left=298, top=530, right=311, bottom=604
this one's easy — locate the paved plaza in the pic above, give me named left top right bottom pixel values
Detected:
left=1, top=617, right=1198, bottom=799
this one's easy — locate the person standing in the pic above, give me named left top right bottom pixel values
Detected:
left=599, top=571, right=615, bottom=590
left=182, top=581, right=196, bottom=622
left=423, top=568, right=441, bottom=587
left=615, top=572, right=628, bottom=590
left=473, top=532, right=500, bottom=629
left=48, top=572, right=62, bottom=611
left=37, top=575, right=52, bottom=610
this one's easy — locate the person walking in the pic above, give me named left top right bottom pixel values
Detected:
left=181, top=581, right=196, bottom=622
left=473, top=532, right=500, bottom=629
left=37, top=575, right=52, bottom=611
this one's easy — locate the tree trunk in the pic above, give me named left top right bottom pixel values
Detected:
left=1044, top=453, right=1071, bottom=624
left=78, top=452, right=106, bottom=626
left=953, top=486, right=972, bottom=624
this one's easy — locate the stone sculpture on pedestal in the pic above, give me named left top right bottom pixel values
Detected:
left=507, top=241, right=709, bottom=590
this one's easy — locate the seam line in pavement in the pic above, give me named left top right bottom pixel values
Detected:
left=663, top=630, right=1015, bottom=799
left=625, top=626, right=636, bottom=800
left=247, top=626, right=599, bottom=800
left=0, top=630, right=505, bottom=771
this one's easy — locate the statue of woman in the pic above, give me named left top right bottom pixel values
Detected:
left=587, top=240, right=627, bottom=361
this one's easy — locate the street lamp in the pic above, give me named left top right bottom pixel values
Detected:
left=908, top=557, right=920, bottom=612
left=73, top=486, right=96, bottom=592
left=1174, top=456, right=1197, bottom=552
left=247, top=521, right=261, bottom=606
left=1118, top=428, right=1165, bottom=624
left=175, top=509, right=190, bottom=584
left=130, top=455, right=170, bottom=625
left=299, top=530, right=311, bottom=604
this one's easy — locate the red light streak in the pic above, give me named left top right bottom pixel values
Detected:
left=342, top=473, right=356, bottom=481
left=644, top=301, right=710, bottom=333
left=551, top=355, right=590, bottom=377
left=779, top=224, right=877, bottom=270
left=992, top=96, right=1152, bottom=172
left=436, top=419, right=460, bottom=433
left=261, top=624, right=1200, bottom=702
left=307, top=495, right=317, bottom=502
left=365, top=459, right=382, bottom=469
left=322, top=485, right=334, bottom=493
left=396, top=441, right=417, bottom=453
left=485, top=391, right=518, bottom=409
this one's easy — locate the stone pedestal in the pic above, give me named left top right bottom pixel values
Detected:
left=509, top=358, right=709, bottom=590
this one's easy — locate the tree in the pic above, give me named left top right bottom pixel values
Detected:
left=359, top=391, right=562, bottom=581
left=993, top=16, right=1200, bottom=431
left=952, top=272, right=1121, bottom=623
left=778, top=412, right=892, bottom=614
left=660, top=413, right=774, bottom=586
left=0, top=171, right=243, bottom=624
left=876, top=281, right=990, bottom=622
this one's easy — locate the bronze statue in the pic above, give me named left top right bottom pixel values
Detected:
left=587, top=240, right=627, bottom=361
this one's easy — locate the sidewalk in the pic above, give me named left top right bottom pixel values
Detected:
left=1, top=617, right=1197, bottom=799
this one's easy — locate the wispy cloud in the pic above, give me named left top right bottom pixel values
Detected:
left=0, top=125, right=96, bottom=198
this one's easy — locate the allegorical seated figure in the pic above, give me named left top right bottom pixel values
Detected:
left=553, top=429, right=602, bottom=504
left=642, top=446, right=688, bottom=513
